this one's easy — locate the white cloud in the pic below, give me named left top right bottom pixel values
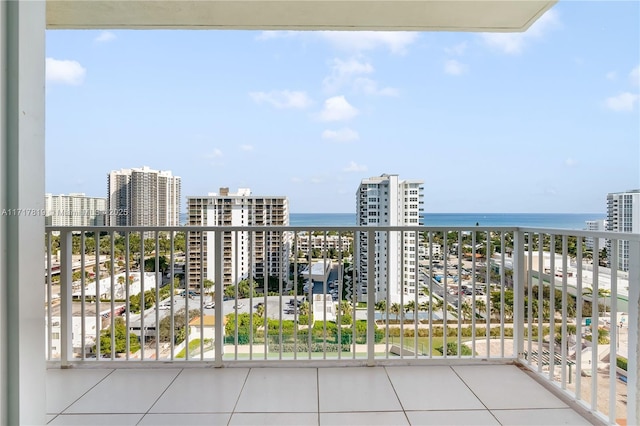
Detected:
left=206, top=148, right=224, bottom=159
left=249, top=90, right=313, bottom=109
left=310, top=177, right=324, bottom=184
left=606, top=71, right=617, bottom=81
left=322, top=128, right=360, bottom=142
left=332, top=57, right=374, bottom=76
left=95, top=31, right=116, bottom=43
left=353, top=78, right=399, bottom=96
left=444, top=41, right=468, bottom=56
left=630, top=66, right=640, bottom=86
left=323, top=57, right=397, bottom=96
left=240, top=144, right=254, bottom=152
left=318, top=96, right=359, bottom=122
left=45, top=57, right=86, bottom=86
left=343, top=161, right=367, bottom=172
left=318, top=31, right=418, bottom=54
left=565, top=158, right=578, bottom=167
left=605, top=92, right=639, bottom=112
left=323, top=57, right=374, bottom=93
left=291, top=177, right=303, bottom=183
left=480, top=9, right=560, bottom=54
left=443, top=59, right=467, bottom=76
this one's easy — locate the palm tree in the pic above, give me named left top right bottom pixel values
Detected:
left=541, top=299, right=551, bottom=321
left=339, top=300, right=353, bottom=317
left=404, top=300, right=416, bottom=322
left=256, top=303, right=266, bottom=318
left=299, top=301, right=310, bottom=317
left=583, top=287, right=611, bottom=316
left=460, top=300, right=473, bottom=322
left=503, top=303, right=514, bottom=321
left=203, top=279, right=214, bottom=302
left=490, top=303, right=501, bottom=320
left=375, top=300, right=387, bottom=323
left=474, top=299, right=486, bottom=317
left=418, top=301, right=430, bottom=322
left=117, top=276, right=125, bottom=286
left=390, top=302, right=402, bottom=322
left=431, top=297, right=444, bottom=314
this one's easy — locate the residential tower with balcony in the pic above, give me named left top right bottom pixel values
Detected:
left=187, top=188, right=290, bottom=289
left=44, top=193, right=106, bottom=227
left=606, top=189, right=640, bottom=271
left=355, top=174, right=424, bottom=304
left=107, top=166, right=181, bottom=227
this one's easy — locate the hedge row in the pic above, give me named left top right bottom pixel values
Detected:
left=617, top=356, right=628, bottom=371
left=382, top=326, right=552, bottom=339
left=269, top=343, right=352, bottom=353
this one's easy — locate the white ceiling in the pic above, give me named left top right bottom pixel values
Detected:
left=46, top=0, right=557, bottom=32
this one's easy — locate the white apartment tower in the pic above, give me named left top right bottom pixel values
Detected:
left=355, top=174, right=424, bottom=304
left=584, top=219, right=606, bottom=252
left=45, top=193, right=107, bottom=226
left=187, top=188, right=290, bottom=289
left=606, top=189, right=640, bottom=271
left=107, top=166, right=181, bottom=227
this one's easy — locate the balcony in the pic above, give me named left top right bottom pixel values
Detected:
left=46, top=365, right=593, bottom=425
left=44, top=225, right=640, bottom=425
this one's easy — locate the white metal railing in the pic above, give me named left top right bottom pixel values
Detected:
left=45, top=225, right=639, bottom=424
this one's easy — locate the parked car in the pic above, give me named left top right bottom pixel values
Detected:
left=204, top=301, right=215, bottom=309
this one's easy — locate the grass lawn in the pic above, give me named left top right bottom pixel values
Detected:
left=385, top=336, right=479, bottom=356
left=176, top=338, right=213, bottom=358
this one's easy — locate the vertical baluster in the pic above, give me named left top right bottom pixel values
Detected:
left=575, top=236, right=583, bottom=403
left=214, top=229, right=223, bottom=367
left=609, top=240, right=619, bottom=424
left=110, top=231, right=116, bottom=360
left=59, top=230, right=72, bottom=366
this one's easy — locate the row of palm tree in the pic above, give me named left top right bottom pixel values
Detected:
left=374, top=297, right=489, bottom=323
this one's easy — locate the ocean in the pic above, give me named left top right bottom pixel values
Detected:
left=289, top=213, right=606, bottom=230
left=180, top=212, right=605, bottom=230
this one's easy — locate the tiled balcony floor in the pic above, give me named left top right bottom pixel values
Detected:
left=46, top=364, right=597, bottom=425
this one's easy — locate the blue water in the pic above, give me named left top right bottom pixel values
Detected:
left=289, top=213, right=355, bottom=227
left=290, top=213, right=605, bottom=230
left=181, top=212, right=605, bottom=230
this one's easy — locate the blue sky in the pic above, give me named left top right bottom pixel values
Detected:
left=45, top=1, right=639, bottom=214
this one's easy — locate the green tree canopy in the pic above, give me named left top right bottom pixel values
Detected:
left=98, top=317, right=140, bottom=354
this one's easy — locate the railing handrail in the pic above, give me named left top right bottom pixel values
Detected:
left=44, top=225, right=640, bottom=241
left=44, top=224, right=639, bottom=424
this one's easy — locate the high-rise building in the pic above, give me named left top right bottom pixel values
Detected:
left=606, top=189, right=640, bottom=271
left=187, top=188, right=290, bottom=289
left=585, top=219, right=606, bottom=252
left=45, top=193, right=107, bottom=227
left=355, top=174, right=424, bottom=304
left=107, top=166, right=181, bottom=227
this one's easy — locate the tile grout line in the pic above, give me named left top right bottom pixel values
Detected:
left=449, top=365, right=504, bottom=425
left=382, top=366, right=412, bottom=425
left=136, top=368, right=185, bottom=426
left=56, top=368, right=117, bottom=416
left=227, top=367, right=252, bottom=426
